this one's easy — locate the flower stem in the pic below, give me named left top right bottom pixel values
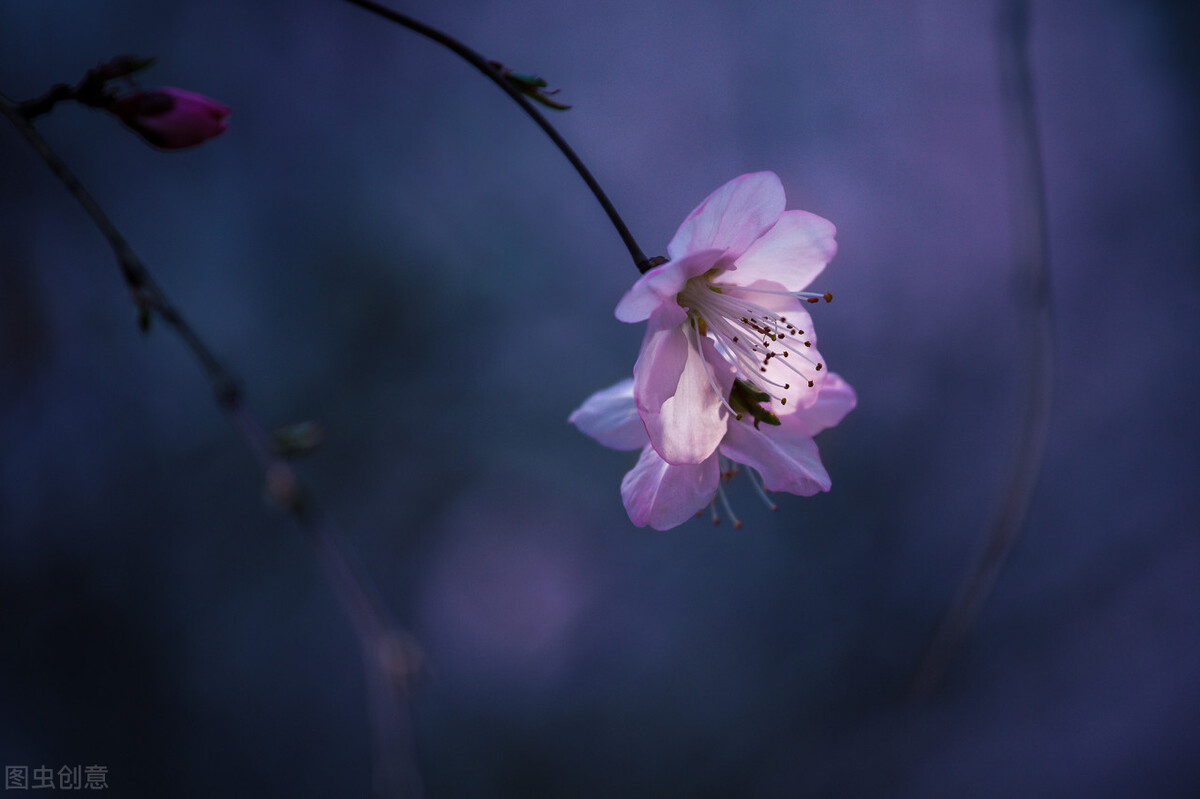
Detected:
left=17, top=83, right=76, bottom=119
left=339, top=0, right=656, bottom=273
left=909, top=0, right=1056, bottom=702
left=1, top=97, right=424, bottom=799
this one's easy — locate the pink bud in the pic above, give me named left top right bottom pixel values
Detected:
left=112, top=87, right=230, bottom=150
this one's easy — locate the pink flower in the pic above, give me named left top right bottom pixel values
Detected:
left=613, top=171, right=841, bottom=466
left=570, top=373, right=856, bottom=530
left=111, top=87, right=230, bottom=150
left=570, top=171, right=853, bottom=529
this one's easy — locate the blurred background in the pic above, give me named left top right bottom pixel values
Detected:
left=2, top=0, right=1198, bottom=795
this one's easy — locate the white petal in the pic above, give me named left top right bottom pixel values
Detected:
left=621, top=445, right=719, bottom=530
left=636, top=320, right=731, bottom=465
left=793, top=372, right=857, bottom=437
left=720, top=420, right=831, bottom=496
left=568, top=378, right=647, bottom=451
left=615, top=249, right=723, bottom=324
left=667, top=172, right=785, bottom=261
left=723, top=210, right=837, bottom=292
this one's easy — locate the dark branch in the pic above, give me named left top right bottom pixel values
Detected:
left=909, top=0, right=1056, bottom=702
left=340, top=0, right=656, bottom=272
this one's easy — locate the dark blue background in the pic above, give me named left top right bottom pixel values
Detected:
left=2, top=1, right=1198, bottom=796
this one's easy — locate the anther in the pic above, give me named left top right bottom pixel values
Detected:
left=816, top=363, right=823, bottom=371
left=824, top=291, right=833, bottom=302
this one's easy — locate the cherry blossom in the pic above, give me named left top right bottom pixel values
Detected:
left=614, top=171, right=840, bottom=466
left=571, top=171, right=852, bottom=529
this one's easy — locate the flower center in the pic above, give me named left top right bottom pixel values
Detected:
left=677, top=274, right=830, bottom=411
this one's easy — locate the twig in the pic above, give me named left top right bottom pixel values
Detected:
left=1, top=98, right=424, bottom=798
left=339, top=0, right=656, bottom=273
left=909, top=0, right=1056, bottom=701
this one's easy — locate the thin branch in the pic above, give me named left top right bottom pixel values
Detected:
left=909, top=0, right=1056, bottom=701
left=2, top=98, right=424, bottom=799
left=339, top=0, right=656, bottom=272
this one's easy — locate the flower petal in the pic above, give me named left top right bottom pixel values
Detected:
left=721, top=210, right=837, bottom=292
left=635, top=321, right=732, bottom=465
left=632, top=313, right=689, bottom=417
left=568, top=378, right=647, bottom=451
left=719, top=418, right=831, bottom=496
left=621, top=445, right=719, bottom=530
left=667, top=172, right=786, bottom=262
left=794, top=372, right=857, bottom=437
left=615, top=249, right=724, bottom=324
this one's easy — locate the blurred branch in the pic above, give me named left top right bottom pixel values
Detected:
left=910, top=0, right=1056, bottom=701
left=339, top=0, right=656, bottom=272
left=1, top=98, right=424, bottom=799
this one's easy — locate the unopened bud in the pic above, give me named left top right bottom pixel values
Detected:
left=111, top=87, right=230, bottom=150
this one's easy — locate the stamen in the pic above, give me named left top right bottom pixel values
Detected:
left=715, top=480, right=742, bottom=530
left=688, top=318, right=742, bottom=420
left=750, top=471, right=779, bottom=512
left=678, top=275, right=832, bottom=411
left=725, top=285, right=833, bottom=303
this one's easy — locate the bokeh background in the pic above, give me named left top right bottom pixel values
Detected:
left=2, top=0, right=1198, bottom=796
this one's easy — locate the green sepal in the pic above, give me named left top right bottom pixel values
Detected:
left=272, top=420, right=325, bottom=457
left=506, top=71, right=548, bottom=89
left=729, top=380, right=780, bottom=430
left=489, top=60, right=572, bottom=111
